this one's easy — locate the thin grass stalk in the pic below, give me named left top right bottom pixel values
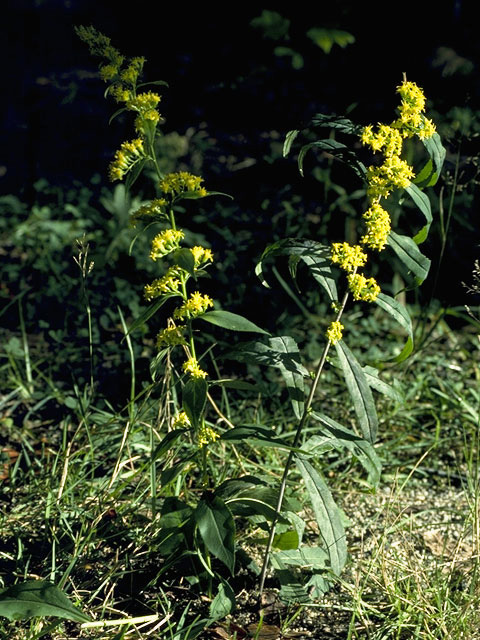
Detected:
left=258, top=280, right=353, bottom=597
left=18, top=298, right=33, bottom=394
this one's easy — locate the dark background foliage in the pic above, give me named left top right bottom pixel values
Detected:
left=1, top=1, right=479, bottom=403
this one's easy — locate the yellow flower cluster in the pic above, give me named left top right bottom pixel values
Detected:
left=150, top=229, right=185, bottom=261
left=127, top=91, right=162, bottom=134
left=191, top=246, right=214, bottom=267
left=159, top=172, right=208, bottom=198
left=129, top=198, right=167, bottom=227
left=361, top=202, right=391, bottom=251
left=108, top=138, right=145, bottom=182
left=182, top=357, right=208, bottom=379
left=326, top=321, right=344, bottom=345
left=144, top=266, right=184, bottom=301
left=156, top=325, right=187, bottom=348
left=198, top=423, right=220, bottom=447
left=331, top=243, right=368, bottom=272
left=347, top=273, right=381, bottom=302
left=172, top=411, right=191, bottom=429
left=174, top=291, right=214, bottom=320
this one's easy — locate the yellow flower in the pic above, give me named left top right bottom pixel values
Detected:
left=191, top=246, right=214, bottom=267
left=347, top=273, right=381, bottom=302
left=396, top=80, right=426, bottom=113
left=108, top=138, right=145, bottom=182
left=174, top=291, right=214, bottom=320
left=129, top=198, right=167, bottom=227
left=182, top=357, right=208, bottom=379
left=172, top=411, right=191, bottom=428
left=159, top=172, right=207, bottom=197
left=156, top=325, right=187, bottom=348
left=361, top=124, right=403, bottom=158
left=144, top=266, right=184, bottom=301
left=330, top=243, right=368, bottom=272
left=198, top=423, right=219, bottom=447
left=361, top=202, right=391, bottom=251
left=127, top=91, right=161, bottom=112
left=120, top=56, right=145, bottom=85
left=150, top=229, right=185, bottom=261
left=326, top=321, right=344, bottom=345
left=99, top=64, right=118, bottom=81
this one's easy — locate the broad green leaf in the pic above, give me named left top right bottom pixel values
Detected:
left=274, top=547, right=328, bottom=568
left=214, top=476, right=267, bottom=500
left=269, top=555, right=310, bottom=603
left=224, top=485, right=291, bottom=523
left=268, top=336, right=305, bottom=419
left=310, top=113, right=361, bottom=135
left=173, top=248, right=196, bottom=275
left=422, top=132, right=446, bottom=185
left=198, top=310, right=269, bottom=334
left=405, top=183, right=432, bottom=244
left=220, top=425, right=294, bottom=449
left=224, top=336, right=307, bottom=419
left=209, top=582, right=235, bottom=621
left=334, top=341, right=378, bottom=443
left=295, top=457, right=347, bottom=575
left=152, top=429, right=188, bottom=462
left=297, top=139, right=366, bottom=179
left=374, top=292, right=414, bottom=362
left=255, top=238, right=337, bottom=301
left=362, top=366, right=404, bottom=403
left=160, top=457, right=194, bottom=488
left=388, top=231, right=431, bottom=285
left=126, top=294, right=178, bottom=336
left=272, top=530, right=299, bottom=550
left=307, top=27, right=355, bottom=54
left=182, top=377, right=208, bottom=429
left=195, top=493, right=235, bottom=574
left=283, top=129, right=300, bottom=157
left=0, top=580, right=90, bottom=623
left=309, top=412, right=382, bottom=486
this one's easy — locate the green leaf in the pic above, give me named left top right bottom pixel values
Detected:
left=198, top=310, right=269, bottom=334
left=212, top=378, right=258, bottom=391
left=108, top=107, right=127, bottom=125
left=173, top=248, right=196, bottom=275
left=195, top=493, right=235, bottom=574
left=224, top=335, right=307, bottom=419
left=295, top=458, right=347, bottom=576
left=0, top=581, right=90, bottom=622
left=297, top=139, right=366, bottom=179
left=255, top=238, right=337, bottom=301
left=388, top=231, right=431, bottom=285
left=362, top=366, right=405, bottom=403
left=310, top=113, right=361, bottom=135
left=309, top=412, right=382, bottom=486
left=283, top=129, right=300, bottom=157
left=274, top=547, right=328, bottom=568
left=125, top=158, right=146, bottom=192
left=220, top=425, right=293, bottom=449
left=137, top=79, right=169, bottom=89
left=422, top=132, right=446, bottom=185
left=160, top=457, right=195, bottom=488
left=183, top=378, right=208, bottom=429
left=272, top=530, right=300, bottom=550
left=334, top=341, right=378, bottom=443
left=405, top=183, right=432, bottom=244
left=126, top=294, right=178, bottom=336
left=209, top=582, right=235, bottom=621
left=269, top=555, right=310, bottom=604
left=307, top=27, right=355, bottom=54
left=152, top=429, right=188, bottom=462
left=374, top=292, right=414, bottom=362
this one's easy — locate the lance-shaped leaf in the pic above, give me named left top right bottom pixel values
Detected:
left=297, top=139, right=367, bottom=180
left=310, top=112, right=362, bottom=135
left=221, top=425, right=297, bottom=450
left=183, top=378, right=208, bottom=429
left=283, top=129, right=300, bottom=157
left=224, top=335, right=307, bottom=420
left=195, top=493, right=235, bottom=574
left=198, top=310, right=269, bottom=334
left=334, top=340, right=378, bottom=443
left=256, top=238, right=337, bottom=301
left=421, top=132, right=446, bottom=186
left=0, top=581, right=90, bottom=623
left=405, top=183, right=432, bottom=245
left=269, top=554, right=310, bottom=604
left=362, top=366, right=404, bottom=403
left=309, top=412, right=382, bottom=486
left=296, top=457, right=347, bottom=575
left=374, top=292, right=414, bottom=362
left=125, top=293, right=178, bottom=336
left=388, top=231, right=431, bottom=285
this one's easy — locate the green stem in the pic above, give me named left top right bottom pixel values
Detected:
left=258, top=281, right=352, bottom=598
